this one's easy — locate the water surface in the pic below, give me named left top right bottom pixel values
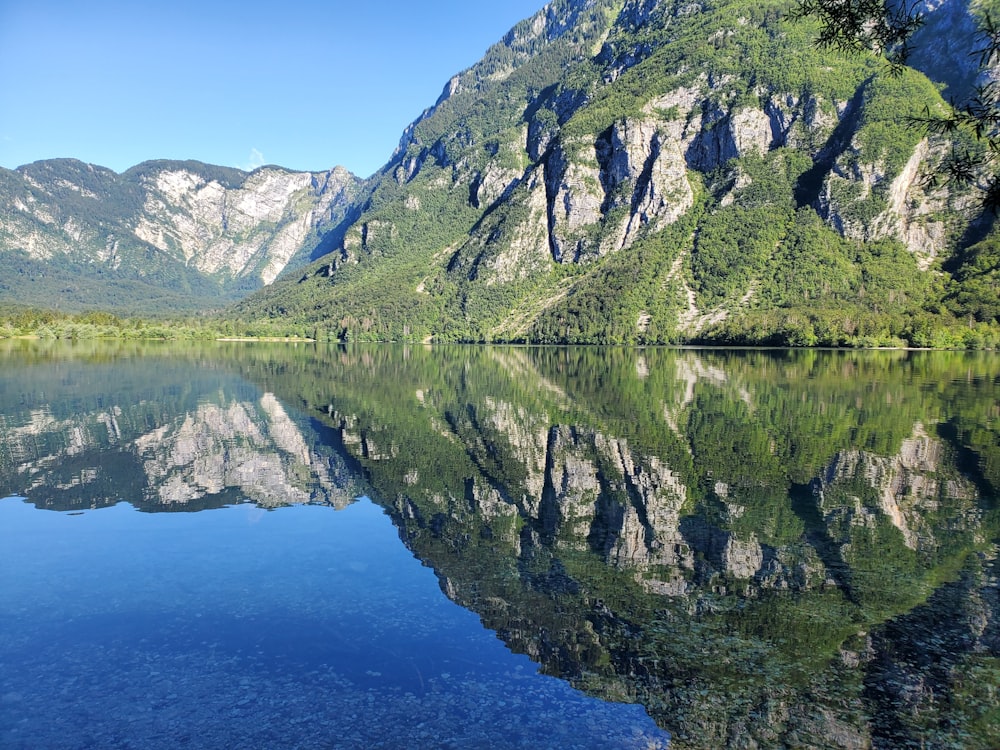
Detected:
left=1, top=341, right=998, bottom=748
left=0, top=496, right=664, bottom=749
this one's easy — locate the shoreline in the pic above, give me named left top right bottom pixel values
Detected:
left=215, top=337, right=316, bottom=343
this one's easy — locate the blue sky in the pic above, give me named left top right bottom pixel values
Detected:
left=0, top=0, right=546, bottom=177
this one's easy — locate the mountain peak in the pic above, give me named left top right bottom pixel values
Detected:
left=0, top=157, right=361, bottom=312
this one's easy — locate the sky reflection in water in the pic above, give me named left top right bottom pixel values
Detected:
left=0, top=497, right=668, bottom=749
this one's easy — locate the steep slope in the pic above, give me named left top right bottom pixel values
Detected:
left=238, top=0, right=996, bottom=347
left=0, top=159, right=360, bottom=313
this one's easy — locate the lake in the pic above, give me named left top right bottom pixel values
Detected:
left=0, top=341, right=997, bottom=749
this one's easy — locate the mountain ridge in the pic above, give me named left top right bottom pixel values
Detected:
left=232, top=0, right=999, bottom=347
left=0, top=157, right=362, bottom=313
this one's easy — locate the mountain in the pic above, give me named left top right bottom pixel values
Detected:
left=4, top=0, right=997, bottom=345
left=235, top=0, right=999, bottom=347
left=0, top=159, right=361, bottom=314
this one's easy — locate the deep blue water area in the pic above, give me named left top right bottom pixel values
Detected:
left=0, top=497, right=669, bottom=749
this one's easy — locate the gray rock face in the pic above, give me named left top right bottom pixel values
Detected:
left=0, top=159, right=361, bottom=301
left=392, top=0, right=617, bottom=168
left=447, top=62, right=888, bottom=283
left=818, top=138, right=954, bottom=267
left=545, top=139, right=608, bottom=262
left=460, top=170, right=556, bottom=286
left=130, top=165, right=358, bottom=285
left=462, top=104, right=698, bottom=276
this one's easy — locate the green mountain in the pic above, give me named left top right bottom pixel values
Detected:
left=0, top=159, right=360, bottom=314
left=234, top=0, right=999, bottom=347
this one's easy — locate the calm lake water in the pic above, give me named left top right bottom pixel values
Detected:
left=0, top=341, right=997, bottom=749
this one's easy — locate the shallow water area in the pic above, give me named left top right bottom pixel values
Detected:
left=0, top=496, right=668, bottom=749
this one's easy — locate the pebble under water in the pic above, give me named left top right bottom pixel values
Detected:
left=0, top=497, right=670, bottom=749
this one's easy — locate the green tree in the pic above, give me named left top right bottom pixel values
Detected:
left=793, top=0, right=1000, bottom=209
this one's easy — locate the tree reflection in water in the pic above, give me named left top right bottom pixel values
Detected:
left=2, top=340, right=998, bottom=748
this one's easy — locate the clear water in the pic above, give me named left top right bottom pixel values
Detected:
left=0, top=497, right=667, bottom=749
left=1, top=341, right=998, bottom=748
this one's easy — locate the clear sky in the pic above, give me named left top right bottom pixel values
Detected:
left=0, top=0, right=546, bottom=178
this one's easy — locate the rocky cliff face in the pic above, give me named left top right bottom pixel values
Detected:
left=239, top=0, right=988, bottom=345
left=0, top=159, right=360, bottom=310
left=453, top=10, right=960, bottom=286
left=128, top=164, right=358, bottom=285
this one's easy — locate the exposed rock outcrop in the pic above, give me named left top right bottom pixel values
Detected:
left=449, top=69, right=853, bottom=279
left=0, top=159, right=360, bottom=305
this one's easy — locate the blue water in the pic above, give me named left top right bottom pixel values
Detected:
left=0, top=496, right=669, bottom=749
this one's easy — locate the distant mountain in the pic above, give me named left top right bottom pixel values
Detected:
left=0, top=158, right=360, bottom=313
left=234, top=0, right=999, bottom=347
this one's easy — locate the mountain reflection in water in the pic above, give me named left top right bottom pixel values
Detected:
left=1, top=340, right=997, bottom=749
